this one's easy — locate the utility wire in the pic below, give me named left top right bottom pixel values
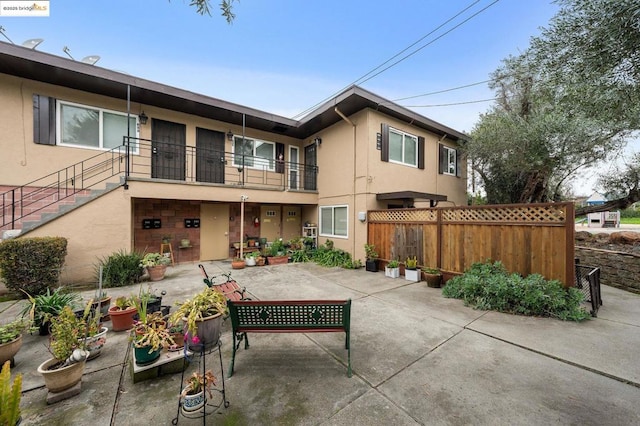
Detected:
left=291, top=0, right=496, bottom=120
left=390, top=79, right=493, bottom=102
left=401, top=97, right=498, bottom=108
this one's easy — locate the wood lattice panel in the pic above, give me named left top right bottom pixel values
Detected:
left=442, top=204, right=567, bottom=224
left=368, top=209, right=437, bottom=223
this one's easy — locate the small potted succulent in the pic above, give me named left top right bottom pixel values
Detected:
left=180, top=370, right=216, bottom=413
left=404, top=256, right=421, bottom=282
left=422, top=267, right=442, bottom=288
left=385, top=259, right=400, bottom=278
left=140, top=252, right=171, bottom=281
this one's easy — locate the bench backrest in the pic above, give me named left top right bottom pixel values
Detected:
left=228, top=299, right=351, bottom=332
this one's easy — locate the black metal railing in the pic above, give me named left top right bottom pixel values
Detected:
left=1, top=137, right=318, bottom=231
left=124, top=137, right=317, bottom=192
left=1, top=147, right=126, bottom=230
left=575, top=262, right=603, bottom=317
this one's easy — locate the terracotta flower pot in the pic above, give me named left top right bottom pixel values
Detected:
left=37, top=357, right=87, bottom=393
left=108, top=306, right=137, bottom=331
left=231, top=259, right=245, bottom=269
left=147, top=265, right=167, bottom=281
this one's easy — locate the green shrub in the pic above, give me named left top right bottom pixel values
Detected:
left=342, top=259, right=363, bottom=269
left=290, top=249, right=310, bottom=263
left=312, top=246, right=352, bottom=267
left=96, top=250, right=144, bottom=288
left=443, top=261, right=590, bottom=321
left=0, top=237, right=67, bottom=296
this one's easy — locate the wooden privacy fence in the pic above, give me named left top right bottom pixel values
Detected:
left=367, top=202, right=575, bottom=287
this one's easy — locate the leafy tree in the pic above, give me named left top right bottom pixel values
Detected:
left=468, top=0, right=639, bottom=206
left=183, top=0, right=237, bottom=22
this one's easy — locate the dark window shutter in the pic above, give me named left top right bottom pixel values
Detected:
left=381, top=123, right=389, bottom=162
left=418, top=136, right=425, bottom=169
left=33, top=95, right=55, bottom=145
left=456, top=149, right=462, bottom=177
left=275, top=142, right=285, bottom=173
left=438, top=144, right=446, bottom=174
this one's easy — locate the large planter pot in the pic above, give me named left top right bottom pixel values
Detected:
left=365, top=259, right=378, bottom=272
left=37, top=357, right=87, bottom=393
left=147, top=265, right=167, bottom=281
left=108, top=306, right=137, bottom=331
left=181, top=389, right=205, bottom=413
left=245, top=257, right=256, bottom=267
left=82, top=326, right=108, bottom=360
left=133, top=344, right=162, bottom=366
left=424, top=273, right=442, bottom=288
left=405, top=269, right=421, bottom=282
left=186, top=313, right=223, bottom=352
left=267, top=255, right=288, bottom=266
left=385, top=267, right=400, bottom=278
left=0, top=335, right=22, bottom=366
left=231, top=259, right=245, bottom=269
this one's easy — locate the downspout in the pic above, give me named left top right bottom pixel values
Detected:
left=334, top=107, right=357, bottom=257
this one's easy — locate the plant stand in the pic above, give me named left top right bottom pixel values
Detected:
left=172, top=340, right=229, bottom=425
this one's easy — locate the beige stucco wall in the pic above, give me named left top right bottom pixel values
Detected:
left=24, top=188, right=132, bottom=285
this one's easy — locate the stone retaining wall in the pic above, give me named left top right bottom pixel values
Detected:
left=575, top=246, right=640, bottom=294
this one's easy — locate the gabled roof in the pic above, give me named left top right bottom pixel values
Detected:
left=0, top=41, right=467, bottom=141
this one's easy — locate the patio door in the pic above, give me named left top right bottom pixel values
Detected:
left=304, top=143, right=317, bottom=190
left=196, top=127, right=225, bottom=184
left=151, top=119, right=186, bottom=180
left=200, top=203, right=230, bottom=260
left=289, top=146, right=299, bottom=189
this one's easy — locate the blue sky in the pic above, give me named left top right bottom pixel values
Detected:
left=4, top=0, right=621, bottom=195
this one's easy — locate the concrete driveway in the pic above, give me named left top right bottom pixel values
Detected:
left=3, top=261, right=639, bottom=425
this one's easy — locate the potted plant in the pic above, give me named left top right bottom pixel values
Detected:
left=169, top=288, right=228, bottom=352
left=0, top=318, right=33, bottom=367
left=244, top=251, right=259, bottom=267
left=267, top=239, right=288, bottom=265
left=108, top=296, right=138, bottom=331
left=385, top=259, right=400, bottom=278
left=168, top=322, right=185, bottom=351
left=423, top=267, right=442, bottom=288
left=37, top=306, right=89, bottom=393
left=0, top=360, right=22, bottom=426
left=364, top=244, right=378, bottom=272
left=20, top=287, right=81, bottom=335
left=231, top=257, right=246, bottom=269
left=405, top=256, right=421, bottom=282
left=180, top=370, right=216, bottom=413
left=131, top=293, right=173, bottom=365
left=140, top=252, right=171, bottom=281
left=75, top=300, right=108, bottom=361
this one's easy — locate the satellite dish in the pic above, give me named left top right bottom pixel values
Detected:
left=22, top=38, right=44, bottom=50
left=81, top=55, right=100, bottom=65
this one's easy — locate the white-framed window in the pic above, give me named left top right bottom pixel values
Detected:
left=443, top=146, right=456, bottom=175
left=319, top=205, right=348, bottom=238
left=389, top=127, right=418, bottom=167
left=233, top=136, right=275, bottom=170
left=57, top=100, right=138, bottom=152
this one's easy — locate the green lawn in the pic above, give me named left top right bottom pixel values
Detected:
left=621, top=217, right=640, bottom=224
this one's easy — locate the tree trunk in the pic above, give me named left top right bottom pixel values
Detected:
left=575, top=187, right=640, bottom=216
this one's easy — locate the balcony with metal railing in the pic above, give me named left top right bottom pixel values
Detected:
left=1, top=137, right=317, bottom=232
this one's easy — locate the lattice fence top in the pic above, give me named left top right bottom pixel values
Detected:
left=442, top=204, right=568, bottom=224
left=369, top=204, right=568, bottom=224
left=369, top=209, right=438, bottom=223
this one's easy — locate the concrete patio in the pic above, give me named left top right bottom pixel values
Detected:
left=1, top=261, right=639, bottom=425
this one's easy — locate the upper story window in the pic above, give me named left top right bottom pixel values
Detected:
left=57, top=100, right=138, bottom=152
left=380, top=123, right=425, bottom=169
left=389, top=127, right=418, bottom=167
left=439, top=144, right=460, bottom=177
left=233, top=136, right=275, bottom=171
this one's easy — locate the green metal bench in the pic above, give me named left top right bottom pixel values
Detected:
left=227, top=299, right=352, bottom=377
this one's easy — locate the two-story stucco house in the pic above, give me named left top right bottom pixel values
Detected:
left=0, top=41, right=467, bottom=284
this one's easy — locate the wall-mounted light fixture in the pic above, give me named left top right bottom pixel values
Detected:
left=139, top=111, right=148, bottom=125
left=313, top=137, right=322, bottom=146
left=227, top=130, right=234, bottom=141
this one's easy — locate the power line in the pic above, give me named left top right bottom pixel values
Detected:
left=291, top=0, right=497, bottom=120
left=401, top=97, right=498, bottom=108
left=390, top=79, right=493, bottom=102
